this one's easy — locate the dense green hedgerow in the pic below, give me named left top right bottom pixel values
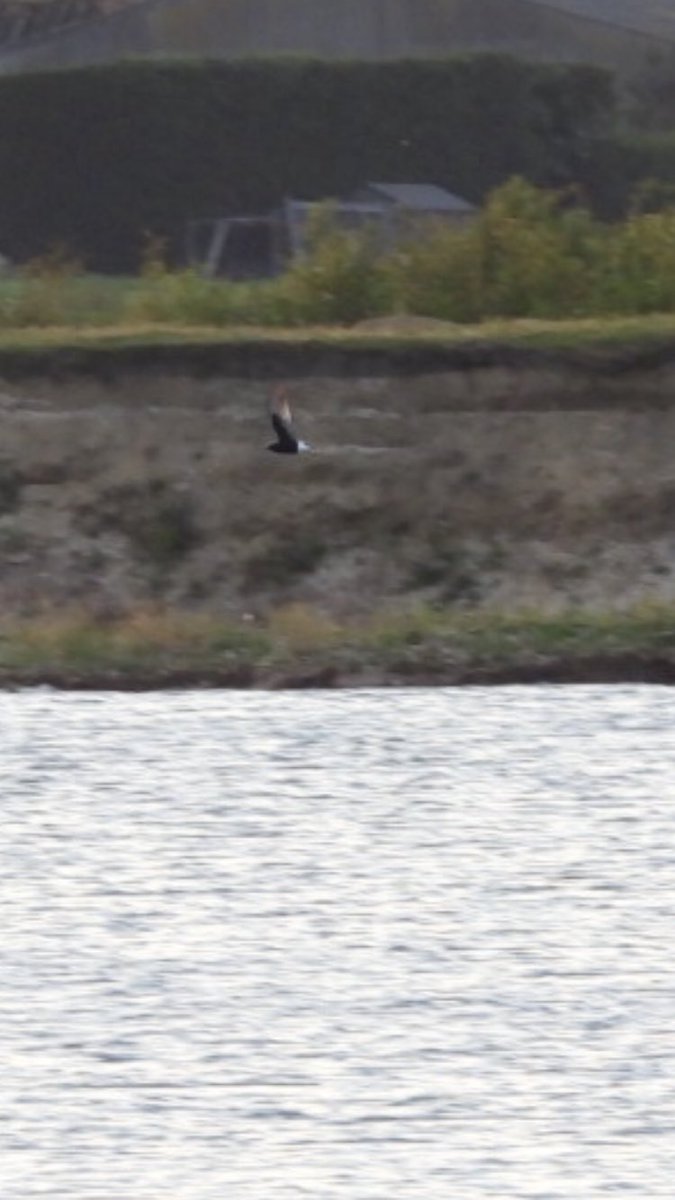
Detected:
left=0, top=55, right=613, bottom=270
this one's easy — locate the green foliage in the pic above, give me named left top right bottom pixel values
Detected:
left=383, top=179, right=604, bottom=320
left=127, top=265, right=301, bottom=327
left=474, top=179, right=601, bottom=318
left=2, top=597, right=675, bottom=683
left=595, top=210, right=675, bottom=313
left=5, top=178, right=675, bottom=323
left=0, top=248, right=125, bottom=328
left=280, top=204, right=393, bottom=323
left=128, top=263, right=236, bottom=325
left=389, top=179, right=675, bottom=321
left=387, top=221, right=485, bottom=322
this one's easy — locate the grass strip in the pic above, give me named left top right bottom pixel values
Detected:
left=0, top=313, right=674, bottom=353
left=0, top=603, right=674, bottom=688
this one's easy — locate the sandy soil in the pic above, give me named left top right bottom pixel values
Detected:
left=0, top=340, right=675, bottom=621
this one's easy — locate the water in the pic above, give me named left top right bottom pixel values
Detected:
left=2, top=685, right=675, bottom=1199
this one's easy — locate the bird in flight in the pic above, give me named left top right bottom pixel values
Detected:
left=267, top=387, right=311, bottom=454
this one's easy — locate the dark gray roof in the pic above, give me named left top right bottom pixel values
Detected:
left=531, top=0, right=675, bottom=41
left=364, top=183, right=475, bottom=213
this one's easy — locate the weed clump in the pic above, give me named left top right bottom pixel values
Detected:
left=243, top=534, right=327, bottom=589
left=79, top=481, right=200, bottom=568
left=0, top=603, right=674, bottom=684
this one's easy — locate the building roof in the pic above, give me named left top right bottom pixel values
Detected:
left=531, top=0, right=675, bottom=41
left=363, top=183, right=476, bottom=213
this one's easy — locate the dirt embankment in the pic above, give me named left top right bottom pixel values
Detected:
left=2, top=337, right=675, bottom=620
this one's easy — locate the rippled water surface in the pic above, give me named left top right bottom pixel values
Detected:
left=2, top=685, right=675, bottom=1198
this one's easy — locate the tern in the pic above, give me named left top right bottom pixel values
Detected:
left=267, top=388, right=311, bottom=454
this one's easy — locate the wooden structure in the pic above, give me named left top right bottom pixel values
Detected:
left=185, top=215, right=286, bottom=280
left=187, top=182, right=476, bottom=278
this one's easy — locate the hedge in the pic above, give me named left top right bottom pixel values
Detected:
left=0, top=55, right=614, bottom=271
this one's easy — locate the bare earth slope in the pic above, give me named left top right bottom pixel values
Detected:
left=1, top=337, right=675, bottom=619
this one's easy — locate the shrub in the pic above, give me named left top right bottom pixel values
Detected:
left=387, top=178, right=603, bottom=321
left=4, top=177, right=675, bottom=325
left=0, top=245, right=125, bottom=328
left=593, top=209, right=675, bottom=313
left=81, top=481, right=200, bottom=567
left=473, top=178, right=600, bottom=318
left=243, top=533, right=327, bottom=588
left=280, top=205, right=394, bottom=324
left=387, top=221, right=485, bottom=322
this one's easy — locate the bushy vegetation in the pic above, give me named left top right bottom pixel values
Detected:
left=8, top=179, right=675, bottom=327
left=385, top=178, right=675, bottom=320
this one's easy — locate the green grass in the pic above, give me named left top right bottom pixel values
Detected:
left=0, top=603, right=674, bottom=686
left=0, top=312, right=675, bottom=357
left=11, top=177, right=675, bottom=347
left=12, top=170, right=675, bottom=350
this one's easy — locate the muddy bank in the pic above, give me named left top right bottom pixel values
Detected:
left=0, top=655, right=673, bottom=691
left=2, top=336, right=675, bottom=619
left=4, top=335, right=675, bottom=401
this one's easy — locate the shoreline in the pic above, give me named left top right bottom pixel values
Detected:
left=2, top=654, right=675, bottom=691
left=1, top=605, right=675, bottom=691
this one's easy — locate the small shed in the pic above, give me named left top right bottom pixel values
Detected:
left=282, top=197, right=393, bottom=258
left=283, top=182, right=476, bottom=259
left=186, top=215, right=286, bottom=279
left=350, top=182, right=476, bottom=223
left=186, top=181, right=476, bottom=277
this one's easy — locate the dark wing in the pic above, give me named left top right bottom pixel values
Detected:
left=271, top=411, right=297, bottom=450
left=270, top=393, right=298, bottom=449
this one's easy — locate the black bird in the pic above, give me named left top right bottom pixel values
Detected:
left=267, top=388, right=311, bottom=454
